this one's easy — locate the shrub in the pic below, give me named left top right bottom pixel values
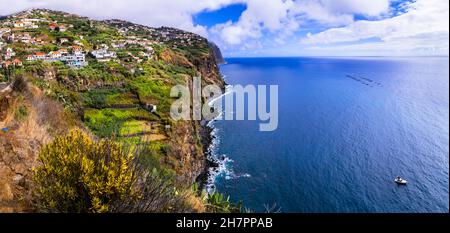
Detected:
left=32, top=129, right=136, bottom=213
left=205, top=192, right=242, bottom=213
left=32, top=129, right=197, bottom=213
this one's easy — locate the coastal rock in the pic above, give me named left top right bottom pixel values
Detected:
left=208, top=42, right=225, bottom=64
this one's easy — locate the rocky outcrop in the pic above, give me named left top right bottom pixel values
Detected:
left=208, top=42, right=225, bottom=64
left=0, top=82, right=77, bottom=212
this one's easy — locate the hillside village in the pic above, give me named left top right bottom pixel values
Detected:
left=0, top=9, right=211, bottom=72
left=0, top=9, right=225, bottom=213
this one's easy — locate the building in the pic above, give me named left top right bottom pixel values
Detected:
left=90, top=48, right=117, bottom=62
left=27, top=52, right=47, bottom=61
left=58, top=38, right=69, bottom=44
left=18, top=33, right=32, bottom=43
left=72, top=45, right=83, bottom=55
left=2, top=59, right=22, bottom=68
left=60, top=54, right=88, bottom=68
left=34, top=52, right=47, bottom=60
left=14, top=20, right=38, bottom=29
left=2, top=60, right=12, bottom=68
left=58, top=48, right=69, bottom=55
left=48, top=51, right=62, bottom=59
left=48, top=23, right=69, bottom=32
left=48, top=23, right=57, bottom=30
left=26, top=50, right=88, bottom=68
left=26, top=55, right=35, bottom=61
left=4, top=48, right=15, bottom=60
left=143, top=103, right=157, bottom=113
left=58, top=24, right=67, bottom=32
left=12, top=58, right=22, bottom=67
left=34, top=35, right=48, bottom=45
left=112, top=41, right=126, bottom=49
left=13, top=21, right=25, bottom=28
left=73, top=40, right=83, bottom=46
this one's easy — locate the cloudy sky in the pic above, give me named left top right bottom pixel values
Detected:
left=1, top=0, right=448, bottom=57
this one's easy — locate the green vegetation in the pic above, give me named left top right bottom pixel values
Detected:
left=206, top=192, right=242, bottom=213
left=2, top=9, right=240, bottom=213
left=0, top=73, right=7, bottom=82
left=82, top=88, right=140, bottom=108
left=32, top=129, right=195, bottom=213
left=33, top=129, right=136, bottom=213
left=14, top=104, right=28, bottom=122
left=84, top=108, right=159, bottom=138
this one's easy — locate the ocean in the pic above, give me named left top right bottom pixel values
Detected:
left=208, top=57, right=449, bottom=213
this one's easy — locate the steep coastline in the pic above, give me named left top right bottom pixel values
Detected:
left=208, top=42, right=225, bottom=65
left=0, top=9, right=225, bottom=211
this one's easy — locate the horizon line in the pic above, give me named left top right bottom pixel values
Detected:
left=223, top=55, right=450, bottom=59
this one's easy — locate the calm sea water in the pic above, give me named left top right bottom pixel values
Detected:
left=210, top=57, right=449, bottom=213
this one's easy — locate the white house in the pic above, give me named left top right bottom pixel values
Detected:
left=26, top=55, right=35, bottom=61
left=90, top=48, right=117, bottom=62
left=4, top=48, right=15, bottom=60
left=60, top=54, right=88, bottom=68
left=59, top=38, right=69, bottom=44
left=72, top=46, right=84, bottom=55
left=33, top=52, right=47, bottom=60
left=18, top=33, right=31, bottom=43
left=48, top=51, right=62, bottom=59
left=144, top=103, right=157, bottom=113
left=13, top=21, right=25, bottom=28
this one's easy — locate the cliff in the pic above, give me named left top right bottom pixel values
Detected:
left=0, top=9, right=224, bottom=211
left=209, top=42, right=225, bottom=64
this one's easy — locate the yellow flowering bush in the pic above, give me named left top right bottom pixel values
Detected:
left=32, top=129, right=136, bottom=213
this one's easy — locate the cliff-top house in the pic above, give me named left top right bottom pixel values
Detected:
left=4, top=48, right=15, bottom=60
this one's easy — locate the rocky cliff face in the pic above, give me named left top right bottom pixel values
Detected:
left=0, top=80, right=75, bottom=212
left=209, top=42, right=225, bottom=65
left=163, top=44, right=224, bottom=186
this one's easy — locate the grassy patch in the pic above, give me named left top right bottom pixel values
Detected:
left=130, top=76, right=173, bottom=115
left=82, top=88, right=140, bottom=108
left=119, top=120, right=151, bottom=135
left=15, top=105, right=28, bottom=122
left=84, top=108, right=159, bottom=137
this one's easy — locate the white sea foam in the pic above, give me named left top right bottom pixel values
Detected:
left=204, top=84, right=251, bottom=193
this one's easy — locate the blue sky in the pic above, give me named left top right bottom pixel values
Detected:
left=1, top=0, right=448, bottom=57
left=194, top=3, right=246, bottom=27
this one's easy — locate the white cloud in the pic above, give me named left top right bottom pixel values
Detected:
left=210, top=0, right=391, bottom=48
left=300, top=0, right=449, bottom=55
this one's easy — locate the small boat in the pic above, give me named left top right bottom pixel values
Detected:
left=394, top=177, right=407, bottom=185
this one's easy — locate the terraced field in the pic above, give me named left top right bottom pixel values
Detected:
left=82, top=88, right=167, bottom=143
